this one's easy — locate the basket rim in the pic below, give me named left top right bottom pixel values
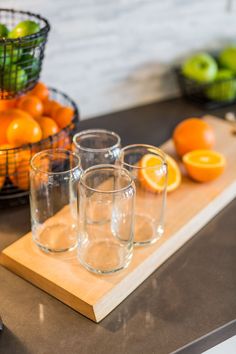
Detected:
left=0, top=8, right=50, bottom=44
left=0, top=86, right=79, bottom=152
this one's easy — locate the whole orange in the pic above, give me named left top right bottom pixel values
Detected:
left=7, top=117, right=42, bottom=147
left=10, top=149, right=32, bottom=190
left=54, top=106, right=74, bottom=128
left=0, top=98, right=16, bottom=111
left=29, top=82, right=49, bottom=102
left=15, top=94, right=28, bottom=107
left=37, top=116, right=59, bottom=139
left=18, top=95, right=43, bottom=118
left=43, top=99, right=61, bottom=117
left=0, top=109, right=31, bottom=144
left=0, top=113, right=14, bottom=144
left=4, top=108, right=32, bottom=119
left=173, top=118, right=215, bottom=156
left=55, top=130, right=71, bottom=150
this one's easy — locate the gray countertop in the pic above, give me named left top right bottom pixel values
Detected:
left=0, top=98, right=236, bottom=354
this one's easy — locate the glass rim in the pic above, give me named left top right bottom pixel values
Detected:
left=80, top=164, right=134, bottom=194
left=30, top=148, right=81, bottom=175
left=119, top=144, right=167, bottom=170
left=72, top=129, right=121, bottom=153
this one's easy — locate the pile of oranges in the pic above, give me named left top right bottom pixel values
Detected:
left=0, top=82, right=74, bottom=147
left=0, top=82, right=75, bottom=191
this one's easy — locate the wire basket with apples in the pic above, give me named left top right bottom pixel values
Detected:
left=176, top=46, right=236, bottom=108
left=0, top=84, right=80, bottom=207
left=0, top=8, right=50, bottom=99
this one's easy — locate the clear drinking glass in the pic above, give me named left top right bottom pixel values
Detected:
left=72, top=129, right=121, bottom=170
left=30, top=149, right=82, bottom=253
left=78, top=165, right=135, bottom=274
left=118, top=144, right=168, bottom=246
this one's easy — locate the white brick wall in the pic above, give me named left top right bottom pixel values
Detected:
left=2, top=0, right=236, bottom=118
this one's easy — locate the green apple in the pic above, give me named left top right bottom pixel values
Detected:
left=0, top=45, right=22, bottom=67
left=219, top=46, right=236, bottom=73
left=0, top=23, right=9, bottom=37
left=182, top=53, right=218, bottom=83
left=10, top=47, right=23, bottom=63
left=18, top=54, right=40, bottom=79
left=9, top=21, right=41, bottom=49
left=205, top=69, right=236, bottom=101
left=8, top=20, right=40, bottom=39
left=3, top=64, right=27, bottom=91
left=0, top=46, right=11, bottom=66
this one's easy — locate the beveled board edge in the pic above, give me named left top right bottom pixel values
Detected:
left=0, top=252, right=96, bottom=322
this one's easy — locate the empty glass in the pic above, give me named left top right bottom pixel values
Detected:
left=78, top=165, right=135, bottom=274
left=72, top=129, right=121, bottom=170
left=118, top=144, right=168, bottom=246
left=30, top=149, right=82, bottom=253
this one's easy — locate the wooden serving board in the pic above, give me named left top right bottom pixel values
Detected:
left=1, top=116, right=236, bottom=323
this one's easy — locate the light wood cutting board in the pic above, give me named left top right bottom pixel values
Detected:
left=1, top=115, right=236, bottom=322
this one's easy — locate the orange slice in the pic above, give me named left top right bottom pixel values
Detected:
left=139, top=153, right=181, bottom=193
left=183, top=150, right=225, bottom=182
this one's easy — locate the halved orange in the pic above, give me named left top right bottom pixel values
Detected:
left=139, top=153, right=181, bottom=193
left=183, top=150, right=225, bottom=182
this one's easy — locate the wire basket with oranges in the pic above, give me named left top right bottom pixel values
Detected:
left=0, top=83, right=79, bottom=206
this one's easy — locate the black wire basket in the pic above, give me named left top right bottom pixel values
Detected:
left=0, top=8, right=50, bottom=99
left=0, top=87, right=79, bottom=207
left=175, top=65, right=236, bottom=109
